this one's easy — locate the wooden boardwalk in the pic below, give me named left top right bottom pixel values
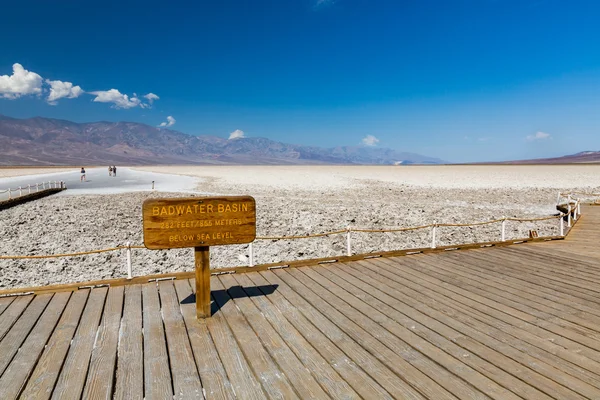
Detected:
left=1, top=206, right=600, bottom=399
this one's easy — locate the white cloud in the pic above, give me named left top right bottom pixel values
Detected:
left=144, top=93, right=159, bottom=104
left=526, top=131, right=551, bottom=141
left=361, top=134, right=380, bottom=146
left=90, top=89, right=144, bottom=109
left=314, top=0, right=335, bottom=8
left=159, top=115, right=176, bottom=127
left=46, top=79, right=84, bottom=104
left=0, top=63, right=43, bottom=99
left=228, top=129, right=245, bottom=140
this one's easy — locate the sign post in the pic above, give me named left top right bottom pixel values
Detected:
left=142, top=196, right=256, bottom=318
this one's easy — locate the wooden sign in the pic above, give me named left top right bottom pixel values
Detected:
left=142, top=196, right=256, bottom=249
left=142, top=196, right=256, bottom=319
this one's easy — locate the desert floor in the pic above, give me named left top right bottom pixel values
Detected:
left=1, top=165, right=599, bottom=290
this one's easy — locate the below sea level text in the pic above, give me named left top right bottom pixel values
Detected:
left=169, top=232, right=234, bottom=242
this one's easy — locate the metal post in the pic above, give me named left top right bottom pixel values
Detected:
left=152, top=181, right=155, bottom=190
left=560, top=215, right=564, bottom=236
left=567, top=204, right=572, bottom=227
left=7, top=188, right=11, bottom=200
left=249, top=242, right=254, bottom=267
left=501, top=218, right=506, bottom=242
left=36, top=184, right=39, bottom=192
left=18, top=186, right=22, bottom=197
left=126, top=242, right=132, bottom=279
left=346, top=226, right=352, bottom=256
left=42, top=182, right=45, bottom=190
left=431, top=223, right=437, bottom=249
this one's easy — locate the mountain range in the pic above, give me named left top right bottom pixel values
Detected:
left=0, top=115, right=444, bottom=166
left=500, top=151, right=600, bottom=164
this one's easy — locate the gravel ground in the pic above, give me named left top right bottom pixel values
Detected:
left=1, top=165, right=599, bottom=290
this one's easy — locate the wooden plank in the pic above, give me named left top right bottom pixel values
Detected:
left=371, top=255, right=600, bottom=368
left=322, top=263, right=553, bottom=400
left=0, top=292, right=70, bottom=400
left=234, top=272, right=360, bottom=399
left=197, top=282, right=266, bottom=399
left=158, top=280, right=203, bottom=398
left=285, top=267, right=480, bottom=400
left=441, top=250, right=600, bottom=315
left=410, top=253, right=600, bottom=336
left=51, top=287, right=108, bottom=400
left=114, top=285, right=144, bottom=400
left=491, top=247, right=600, bottom=289
left=305, top=265, right=523, bottom=400
left=260, top=269, right=422, bottom=400
left=143, top=282, right=173, bottom=400
left=0, top=295, right=33, bottom=341
left=506, top=246, right=600, bottom=272
left=81, top=286, right=125, bottom=399
left=414, top=253, right=600, bottom=390
left=173, top=279, right=235, bottom=400
left=212, top=277, right=300, bottom=399
left=429, top=251, right=600, bottom=330
left=0, top=294, right=53, bottom=376
left=0, top=296, right=14, bottom=317
left=361, top=258, right=597, bottom=400
left=394, top=255, right=600, bottom=353
left=219, top=273, right=330, bottom=399
left=19, top=290, right=89, bottom=400
left=453, top=250, right=600, bottom=308
left=245, top=271, right=382, bottom=399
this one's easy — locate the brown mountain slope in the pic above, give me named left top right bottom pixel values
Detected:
left=0, top=115, right=445, bottom=166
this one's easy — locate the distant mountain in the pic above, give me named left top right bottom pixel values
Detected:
left=501, top=151, right=600, bottom=164
left=0, top=115, right=445, bottom=166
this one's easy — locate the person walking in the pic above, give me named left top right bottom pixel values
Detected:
left=108, top=166, right=113, bottom=176
left=80, top=167, right=86, bottom=182
left=113, top=165, right=117, bottom=177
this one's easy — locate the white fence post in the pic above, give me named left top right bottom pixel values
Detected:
left=556, top=192, right=561, bottom=205
left=126, top=242, right=132, bottom=279
left=501, top=217, right=506, bottom=242
left=18, top=186, right=22, bottom=197
left=346, top=226, right=352, bottom=256
left=567, top=204, right=572, bottom=227
left=577, top=201, right=581, bottom=216
left=28, top=184, right=31, bottom=194
left=431, top=223, right=437, bottom=249
left=7, top=188, right=11, bottom=200
left=560, top=215, right=564, bottom=236
left=249, top=242, right=254, bottom=267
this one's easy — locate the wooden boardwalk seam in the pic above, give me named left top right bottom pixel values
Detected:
left=0, top=205, right=599, bottom=399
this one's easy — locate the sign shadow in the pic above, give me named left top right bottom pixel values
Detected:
left=180, top=284, right=279, bottom=316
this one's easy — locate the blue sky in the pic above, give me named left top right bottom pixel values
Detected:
left=1, top=0, right=599, bottom=162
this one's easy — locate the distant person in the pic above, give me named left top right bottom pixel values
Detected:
left=108, top=166, right=113, bottom=176
left=80, top=167, right=86, bottom=182
left=113, top=166, right=117, bottom=176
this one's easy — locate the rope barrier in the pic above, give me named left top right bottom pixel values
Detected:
left=351, top=224, right=432, bottom=233
left=0, top=210, right=569, bottom=259
left=256, top=229, right=347, bottom=240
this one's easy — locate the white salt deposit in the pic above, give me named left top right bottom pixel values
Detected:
left=1, top=165, right=599, bottom=290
